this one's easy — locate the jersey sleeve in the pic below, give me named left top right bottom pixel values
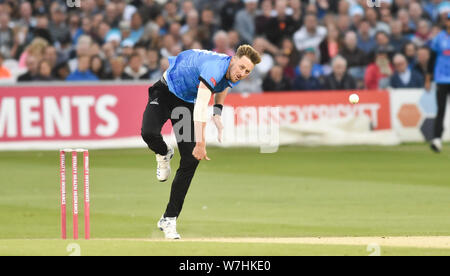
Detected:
left=199, top=61, right=225, bottom=92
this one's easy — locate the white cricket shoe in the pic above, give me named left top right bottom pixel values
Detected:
left=156, top=145, right=174, bottom=182
left=431, top=138, right=442, bottom=153
left=157, top=216, right=181, bottom=239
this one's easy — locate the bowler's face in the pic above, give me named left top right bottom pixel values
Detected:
left=229, top=56, right=254, bottom=83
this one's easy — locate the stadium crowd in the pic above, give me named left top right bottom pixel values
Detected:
left=0, top=0, right=449, bottom=92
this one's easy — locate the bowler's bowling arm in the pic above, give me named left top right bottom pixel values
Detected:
left=193, top=82, right=212, bottom=144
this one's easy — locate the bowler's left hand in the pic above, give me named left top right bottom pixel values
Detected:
left=212, top=115, right=224, bottom=143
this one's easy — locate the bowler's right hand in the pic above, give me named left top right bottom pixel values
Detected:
left=192, top=142, right=210, bottom=161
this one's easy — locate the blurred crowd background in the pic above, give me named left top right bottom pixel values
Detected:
left=0, top=0, right=449, bottom=93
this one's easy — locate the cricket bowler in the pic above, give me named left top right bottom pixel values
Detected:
left=429, top=13, right=450, bottom=153
left=141, top=45, right=261, bottom=239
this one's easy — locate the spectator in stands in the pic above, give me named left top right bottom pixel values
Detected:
left=134, top=43, right=148, bottom=66
left=92, top=12, right=105, bottom=35
left=35, top=59, right=54, bottom=81
left=97, top=22, right=111, bottom=45
left=289, top=0, right=303, bottom=30
left=263, top=65, right=292, bottom=92
left=18, top=54, right=38, bottom=82
left=122, top=53, right=149, bottom=80
left=68, top=12, right=82, bottom=43
left=44, top=46, right=58, bottom=72
left=409, top=2, right=428, bottom=30
left=357, top=20, right=376, bottom=54
left=281, top=37, right=301, bottom=68
left=366, top=7, right=390, bottom=35
left=413, top=46, right=433, bottom=81
left=364, top=47, right=393, bottom=89
left=33, top=13, right=53, bottom=44
left=337, top=0, right=350, bottom=16
left=296, top=48, right=325, bottom=80
left=305, top=2, right=318, bottom=15
left=160, top=56, right=170, bottom=72
left=105, top=1, right=120, bottom=29
left=227, top=30, right=240, bottom=50
left=0, top=53, right=12, bottom=79
left=90, top=55, right=107, bottom=80
left=349, top=4, right=364, bottom=29
left=390, top=53, right=424, bottom=88
left=181, top=32, right=194, bottom=50
left=18, top=37, right=48, bottom=69
left=402, top=41, right=418, bottom=67
left=252, top=37, right=276, bottom=77
left=199, top=6, right=219, bottom=49
left=121, top=39, right=135, bottom=59
left=340, top=31, right=367, bottom=83
left=74, top=16, right=94, bottom=44
left=66, top=55, right=99, bottom=81
left=16, top=1, right=36, bottom=29
left=220, top=0, right=244, bottom=31
left=255, top=0, right=273, bottom=36
left=379, top=7, right=394, bottom=32
left=69, top=35, right=92, bottom=72
left=423, top=0, right=441, bottom=22
left=54, top=62, right=71, bottom=81
left=180, top=1, right=195, bottom=26
left=115, top=0, right=138, bottom=22
left=105, top=56, right=125, bottom=81
left=410, top=19, right=432, bottom=47
left=48, top=5, right=70, bottom=45
left=397, top=9, right=414, bottom=35
left=119, top=20, right=132, bottom=45
left=292, top=58, right=322, bottom=91
left=293, top=13, right=327, bottom=53
left=213, top=31, right=235, bottom=56
left=323, top=55, right=356, bottom=90
left=336, top=14, right=351, bottom=35
left=265, top=0, right=296, bottom=46
left=0, top=12, right=18, bottom=59
left=373, top=31, right=395, bottom=59
left=169, top=22, right=182, bottom=45
left=319, top=24, right=341, bottom=65
left=390, top=20, right=409, bottom=53
left=275, top=52, right=295, bottom=81
left=180, top=10, right=199, bottom=36
left=138, top=0, right=162, bottom=24
left=129, top=12, right=144, bottom=44
left=163, top=1, right=182, bottom=25
left=159, top=34, right=176, bottom=58
left=234, top=0, right=258, bottom=44
left=33, top=0, right=46, bottom=16
left=190, top=40, right=203, bottom=50
left=147, top=48, right=162, bottom=82
left=316, top=0, right=330, bottom=20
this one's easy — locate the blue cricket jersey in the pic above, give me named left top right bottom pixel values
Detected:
left=431, top=30, right=450, bottom=84
left=165, top=49, right=239, bottom=103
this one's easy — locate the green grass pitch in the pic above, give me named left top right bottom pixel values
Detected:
left=0, top=144, right=449, bottom=255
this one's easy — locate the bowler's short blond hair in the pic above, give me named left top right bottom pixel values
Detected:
left=236, top=45, right=261, bottom=65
